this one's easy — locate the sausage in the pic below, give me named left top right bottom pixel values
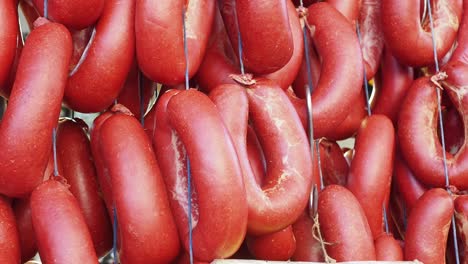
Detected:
left=13, top=198, right=37, bottom=263
left=454, top=195, right=468, bottom=264
left=30, top=179, right=99, bottom=263
left=0, top=196, right=21, bottom=264
left=327, top=0, right=361, bottom=25
left=319, top=139, right=349, bottom=186
left=64, top=0, right=135, bottom=113
left=381, top=0, right=462, bottom=66
left=373, top=48, right=414, bottom=125
left=32, top=0, right=104, bottom=29
left=246, top=226, right=296, bottom=261
left=209, top=81, right=315, bottom=235
left=0, top=18, right=72, bottom=197
left=347, top=114, right=395, bottom=239
left=375, top=233, right=404, bottom=261
left=404, top=188, right=453, bottom=264
left=98, top=107, right=180, bottom=263
left=304, top=2, right=364, bottom=138
left=136, top=0, right=215, bottom=85
left=56, top=118, right=113, bottom=257
left=0, top=0, right=18, bottom=91
left=220, top=0, right=293, bottom=74
left=318, top=184, right=376, bottom=261
left=291, top=211, right=324, bottom=262
left=69, top=27, right=93, bottom=72
left=398, top=67, right=468, bottom=189
left=450, top=0, right=468, bottom=64
left=152, top=89, right=248, bottom=261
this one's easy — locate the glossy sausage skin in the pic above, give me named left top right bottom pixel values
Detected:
left=152, top=89, right=248, bottom=261
left=136, top=0, right=215, bottom=85
left=347, top=115, right=395, bottom=238
left=221, top=0, right=293, bottom=74
left=0, top=19, right=72, bottom=197
left=56, top=119, right=113, bottom=257
left=0, top=196, right=21, bottom=264
left=375, top=233, right=404, bottom=261
left=318, top=184, right=376, bottom=261
left=209, top=81, right=315, bottom=235
left=99, top=109, right=180, bottom=263
left=382, top=0, right=462, bottom=66
left=32, top=0, right=104, bottom=29
left=0, top=0, right=18, bottom=90
left=306, top=2, right=364, bottom=138
left=404, top=188, right=453, bottom=264
left=64, top=0, right=135, bottom=113
left=31, top=179, right=99, bottom=263
left=246, top=226, right=296, bottom=261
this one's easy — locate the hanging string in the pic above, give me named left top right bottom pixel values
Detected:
left=138, top=70, right=145, bottom=126
left=426, top=0, right=460, bottom=262
left=383, top=206, right=389, bottom=234
left=43, top=0, right=48, bottom=19
left=182, top=6, right=194, bottom=264
left=52, top=127, right=59, bottom=177
left=112, top=206, right=119, bottom=264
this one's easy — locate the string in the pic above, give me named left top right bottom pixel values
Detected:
left=52, top=127, right=59, bottom=177
left=138, top=70, right=145, bottom=126
left=43, top=0, right=48, bottom=19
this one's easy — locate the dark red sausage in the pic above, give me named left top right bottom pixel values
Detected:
left=136, top=0, right=215, bottom=85
left=318, top=184, right=376, bottom=261
left=0, top=196, right=21, bottom=264
left=99, top=108, right=180, bottom=263
left=375, top=233, right=404, bottom=261
left=359, top=0, right=384, bottom=80
left=451, top=0, right=468, bottom=64
left=347, top=115, right=395, bottom=238
left=291, top=211, right=324, bottom=262
left=382, top=0, right=462, bottom=66
left=0, top=19, right=72, bottom=197
left=153, top=89, right=248, bottom=261
left=0, top=0, right=18, bottom=90
left=64, top=0, right=135, bottom=113
left=404, top=188, right=453, bottom=264
left=13, top=198, right=36, bottom=263
left=220, top=0, right=293, bottom=74
left=32, top=0, right=104, bottom=29
left=246, top=226, right=296, bottom=261
left=209, top=81, right=315, bottom=236
left=319, top=139, right=349, bottom=186
left=56, top=118, right=113, bottom=257
left=31, top=179, right=99, bottom=263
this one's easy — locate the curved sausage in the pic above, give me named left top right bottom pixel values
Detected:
left=0, top=0, right=18, bottom=91
left=0, top=196, right=21, bottom=264
left=373, top=48, right=414, bottom=125
left=305, top=2, right=364, bottom=138
left=32, top=0, right=104, bottom=29
left=209, top=81, right=315, bottom=235
left=0, top=18, right=72, bottom=197
left=136, top=0, right=215, bottom=85
left=64, top=0, right=135, bottom=113
left=13, top=198, right=37, bottom=263
left=220, top=0, right=293, bottom=74
left=404, top=188, right=453, bottom=264
left=30, top=179, right=99, bottom=263
left=291, top=211, right=324, bottom=262
left=318, top=184, right=376, bottom=261
left=327, top=0, right=361, bottom=25
left=375, top=233, right=404, bottom=261
left=246, top=226, right=296, bottom=261
left=56, top=118, right=113, bottom=257
left=347, top=114, right=395, bottom=239
left=98, top=108, right=180, bottom=263
left=152, top=89, right=248, bottom=261
left=450, top=0, right=468, bottom=64
left=398, top=68, right=468, bottom=189
left=381, top=0, right=462, bottom=67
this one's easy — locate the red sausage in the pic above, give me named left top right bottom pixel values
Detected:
left=69, top=27, right=93, bottom=72
left=454, top=195, right=468, bottom=264
left=0, top=0, right=18, bottom=90
left=13, top=198, right=37, bottom=263
left=347, top=115, right=395, bottom=239
left=246, top=226, right=296, bottom=261
left=318, top=184, right=376, bottom=261
left=451, top=0, right=468, bottom=64
left=359, top=0, right=384, bottom=80
left=381, top=0, right=462, bottom=66
left=221, top=0, right=293, bottom=74
left=375, top=233, right=404, bottom=261
left=398, top=68, right=468, bottom=189
left=373, top=48, right=414, bottom=125
left=305, top=2, right=364, bottom=138
left=98, top=108, right=180, bottom=263
left=0, top=196, right=21, bottom=264
left=209, top=81, right=315, bottom=235
left=291, top=211, right=324, bottom=262
left=32, top=0, right=104, bottom=29
left=404, top=188, right=453, bottom=264
left=152, top=89, right=248, bottom=261
left=0, top=19, right=72, bottom=197
left=327, top=0, right=361, bottom=25
left=56, top=118, right=113, bottom=257
left=136, top=0, right=215, bottom=85
left=319, top=139, right=349, bottom=186
left=64, top=0, right=135, bottom=113
left=30, top=179, right=99, bottom=263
